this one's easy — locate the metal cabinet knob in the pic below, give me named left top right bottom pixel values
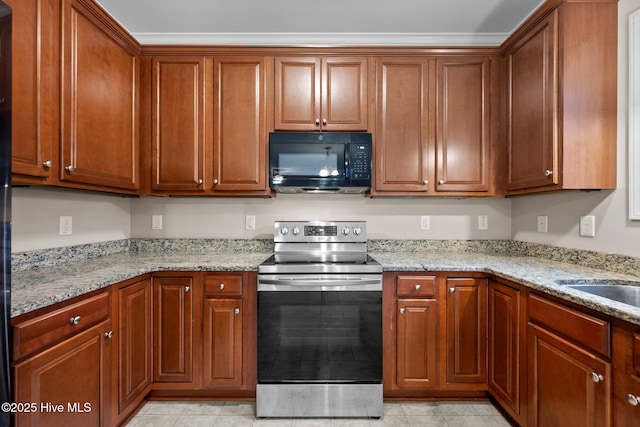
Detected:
left=184, top=286, right=190, bottom=293
left=65, top=165, right=75, bottom=172
left=219, top=283, right=225, bottom=290
left=197, top=179, right=203, bottom=185
left=590, top=372, right=604, bottom=383
left=449, top=288, right=456, bottom=293
left=415, top=284, right=421, bottom=291
left=438, top=180, right=445, bottom=185
left=544, top=169, right=554, bottom=177
left=213, top=179, right=219, bottom=185
left=423, top=180, right=429, bottom=185
left=322, top=118, right=327, bottom=125
left=104, top=331, right=114, bottom=339
left=234, top=308, right=240, bottom=315
left=399, top=308, right=406, bottom=314
left=315, top=119, right=320, bottom=126
left=43, top=161, right=53, bottom=168
left=70, top=316, right=81, bottom=325
left=627, top=394, right=639, bottom=406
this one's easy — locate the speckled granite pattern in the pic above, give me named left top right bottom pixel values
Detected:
left=10, top=239, right=640, bottom=327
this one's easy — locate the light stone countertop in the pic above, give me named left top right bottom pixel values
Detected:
left=11, top=248, right=640, bottom=326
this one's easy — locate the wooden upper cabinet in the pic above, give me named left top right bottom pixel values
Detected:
left=436, top=57, right=493, bottom=194
left=151, top=56, right=207, bottom=192
left=274, top=56, right=367, bottom=131
left=504, top=2, right=617, bottom=194
left=8, top=0, right=57, bottom=182
left=60, top=0, right=139, bottom=192
left=373, top=57, right=433, bottom=194
left=212, top=56, right=271, bottom=194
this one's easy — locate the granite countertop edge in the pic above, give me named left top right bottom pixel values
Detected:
left=11, top=250, right=640, bottom=327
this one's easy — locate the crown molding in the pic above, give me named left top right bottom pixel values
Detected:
left=130, top=32, right=509, bottom=47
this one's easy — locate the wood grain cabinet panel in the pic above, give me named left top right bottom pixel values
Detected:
left=504, top=2, right=617, bottom=194
left=436, top=57, right=492, bottom=193
left=373, top=57, right=433, bottom=194
left=613, top=327, right=640, bottom=427
left=202, top=298, right=243, bottom=388
left=60, top=0, right=139, bottom=192
left=444, top=277, right=487, bottom=385
left=14, top=319, right=113, bottom=427
left=212, top=56, right=270, bottom=193
left=116, top=278, right=152, bottom=415
left=151, top=56, right=207, bottom=192
left=8, top=0, right=56, bottom=182
left=274, top=56, right=367, bottom=131
left=153, top=276, right=193, bottom=383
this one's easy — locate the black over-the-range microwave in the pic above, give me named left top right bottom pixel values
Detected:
left=268, top=132, right=372, bottom=194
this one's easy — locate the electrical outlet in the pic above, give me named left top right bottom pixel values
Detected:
left=478, top=215, right=488, bottom=230
left=537, top=216, right=548, bottom=233
left=59, top=216, right=72, bottom=235
left=152, top=215, right=163, bottom=230
left=420, top=216, right=431, bottom=230
left=246, top=215, right=256, bottom=230
left=580, top=215, right=596, bottom=237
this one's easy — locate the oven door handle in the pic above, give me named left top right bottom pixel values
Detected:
left=257, top=276, right=382, bottom=291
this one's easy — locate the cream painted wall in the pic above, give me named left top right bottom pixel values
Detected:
left=510, top=0, right=640, bottom=258
left=129, top=195, right=512, bottom=241
left=11, top=187, right=131, bottom=252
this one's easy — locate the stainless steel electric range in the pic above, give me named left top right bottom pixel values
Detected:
left=257, top=221, right=383, bottom=418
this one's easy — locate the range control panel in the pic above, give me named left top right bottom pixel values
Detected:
left=274, top=221, right=367, bottom=243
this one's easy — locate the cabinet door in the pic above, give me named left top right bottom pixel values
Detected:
left=374, top=58, right=433, bottom=194
left=8, top=0, right=56, bottom=180
left=14, top=319, right=113, bottom=427
left=436, top=57, right=491, bottom=193
left=321, top=57, right=368, bottom=131
left=212, top=56, right=270, bottom=193
left=153, top=277, right=193, bottom=383
left=528, top=323, right=611, bottom=427
left=274, top=57, right=321, bottom=131
left=202, top=298, right=243, bottom=388
left=506, top=12, right=558, bottom=191
left=612, top=328, right=640, bottom=427
left=151, top=56, right=207, bottom=192
left=60, top=0, right=138, bottom=191
left=396, top=299, right=437, bottom=389
left=488, top=280, right=523, bottom=423
left=117, top=279, right=151, bottom=414
left=445, top=277, right=487, bottom=384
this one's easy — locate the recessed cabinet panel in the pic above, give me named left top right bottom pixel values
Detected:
left=151, top=56, right=206, bottom=192
left=274, top=57, right=320, bottom=131
left=396, top=299, right=437, bottom=389
left=203, top=299, right=243, bottom=388
left=60, top=0, right=138, bottom=191
left=374, top=58, right=432, bottom=193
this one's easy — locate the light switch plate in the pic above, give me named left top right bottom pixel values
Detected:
left=537, top=216, right=548, bottom=233
left=580, top=215, right=596, bottom=237
left=420, top=216, right=431, bottom=230
left=152, top=215, right=163, bottom=230
left=59, top=216, right=72, bottom=235
left=478, top=215, right=488, bottom=230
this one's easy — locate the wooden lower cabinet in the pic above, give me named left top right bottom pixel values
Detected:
left=443, top=277, right=487, bottom=387
left=114, top=277, right=152, bottom=422
left=153, top=276, right=194, bottom=383
left=612, top=327, right=640, bottom=427
left=14, top=319, right=113, bottom=427
left=488, top=279, right=525, bottom=425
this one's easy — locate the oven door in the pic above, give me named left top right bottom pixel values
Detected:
left=257, top=274, right=382, bottom=384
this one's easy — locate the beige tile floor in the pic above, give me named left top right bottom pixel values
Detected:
left=126, top=400, right=514, bottom=426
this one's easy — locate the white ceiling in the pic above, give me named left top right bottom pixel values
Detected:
left=95, top=0, right=546, bottom=46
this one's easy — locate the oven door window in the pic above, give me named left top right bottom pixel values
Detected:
left=258, top=291, right=382, bottom=384
left=272, top=143, right=346, bottom=178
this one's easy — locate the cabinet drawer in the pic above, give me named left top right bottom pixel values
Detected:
left=13, top=291, right=110, bottom=360
left=204, top=273, right=243, bottom=297
left=397, top=275, right=437, bottom=297
left=528, top=294, right=610, bottom=357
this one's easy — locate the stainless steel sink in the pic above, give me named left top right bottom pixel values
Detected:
left=557, top=280, right=640, bottom=308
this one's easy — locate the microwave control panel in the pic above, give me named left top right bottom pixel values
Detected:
left=349, top=144, right=371, bottom=180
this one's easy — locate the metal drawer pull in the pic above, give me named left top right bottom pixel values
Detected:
left=234, top=308, right=240, bottom=315
left=104, top=331, right=114, bottom=339
left=415, top=284, right=421, bottom=290
left=219, top=283, right=225, bottom=290
left=628, top=394, right=639, bottom=406
left=590, top=372, right=604, bottom=383
left=69, top=316, right=81, bottom=325
left=399, top=308, right=405, bottom=314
